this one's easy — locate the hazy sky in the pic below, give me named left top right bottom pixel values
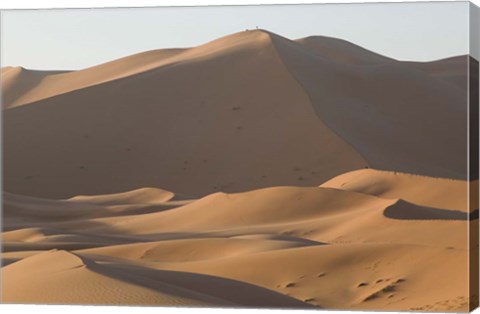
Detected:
left=0, top=1, right=471, bottom=70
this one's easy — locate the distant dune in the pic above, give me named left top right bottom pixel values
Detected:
left=1, top=30, right=475, bottom=311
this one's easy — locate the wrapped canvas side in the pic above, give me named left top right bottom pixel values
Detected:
left=469, top=2, right=480, bottom=312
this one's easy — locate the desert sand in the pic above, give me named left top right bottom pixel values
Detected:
left=1, top=30, right=477, bottom=311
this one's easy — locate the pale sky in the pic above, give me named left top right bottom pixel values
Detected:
left=0, top=1, right=472, bottom=70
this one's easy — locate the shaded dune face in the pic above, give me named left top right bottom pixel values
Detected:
left=269, top=32, right=467, bottom=179
left=1, top=30, right=474, bottom=311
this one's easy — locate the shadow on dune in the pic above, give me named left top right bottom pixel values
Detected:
left=72, top=252, right=316, bottom=309
left=384, top=200, right=478, bottom=221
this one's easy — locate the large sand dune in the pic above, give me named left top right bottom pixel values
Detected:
left=1, top=30, right=475, bottom=311
left=2, top=30, right=469, bottom=199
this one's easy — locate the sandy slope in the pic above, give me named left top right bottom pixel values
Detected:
left=1, top=30, right=474, bottom=311
left=2, top=30, right=468, bottom=199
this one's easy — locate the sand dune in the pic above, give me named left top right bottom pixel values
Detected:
left=1, top=170, right=472, bottom=310
left=2, top=251, right=236, bottom=306
left=2, top=191, right=192, bottom=235
left=3, top=249, right=315, bottom=308
left=1, top=67, right=70, bottom=109
left=68, top=187, right=179, bottom=205
left=320, top=169, right=470, bottom=211
left=1, top=49, right=185, bottom=109
left=163, top=243, right=468, bottom=311
left=1, top=29, right=475, bottom=311
left=2, top=30, right=468, bottom=199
